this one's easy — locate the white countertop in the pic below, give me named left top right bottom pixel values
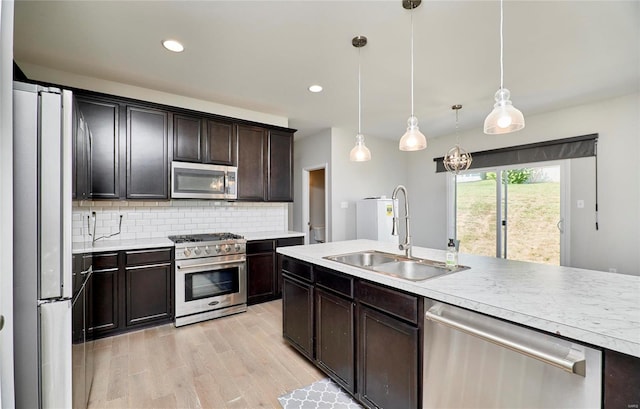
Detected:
left=72, top=231, right=305, bottom=254
left=72, top=237, right=174, bottom=254
left=277, top=239, right=640, bottom=358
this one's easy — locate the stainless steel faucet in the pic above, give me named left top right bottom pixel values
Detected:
left=391, top=184, right=412, bottom=258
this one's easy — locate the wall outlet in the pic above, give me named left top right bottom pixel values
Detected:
left=577, top=199, right=585, bottom=209
left=340, top=201, right=349, bottom=209
left=608, top=267, right=617, bottom=273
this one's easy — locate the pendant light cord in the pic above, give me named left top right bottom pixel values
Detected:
left=358, top=46, right=362, bottom=134
left=499, top=0, right=504, bottom=90
left=410, top=7, right=415, bottom=116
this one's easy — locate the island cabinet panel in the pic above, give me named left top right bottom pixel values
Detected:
left=236, top=124, right=266, bottom=201
left=275, top=236, right=305, bottom=297
left=173, top=114, right=202, bottom=162
left=266, top=130, right=294, bottom=202
left=604, top=349, right=640, bottom=408
left=357, top=304, right=419, bottom=409
left=76, top=96, right=121, bottom=199
left=281, top=256, right=422, bottom=409
left=315, top=287, right=355, bottom=394
left=204, top=119, right=235, bottom=165
left=282, top=257, right=314, bottom=360
left=126, top=106, right=169, bottom=199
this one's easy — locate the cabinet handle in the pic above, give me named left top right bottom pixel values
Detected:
left=425, top=306, right=587, bottom=376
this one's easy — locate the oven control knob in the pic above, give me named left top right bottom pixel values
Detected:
left=235, top=243, right=242, bottom=252
left=183, top=248, right=192, bottom=257
left=204, top=246, right=211, bottom=255
left=193, top=247, right=201, bottom=256
left=215, top=245, right=221, bottom=253
left=224, top=244, right=231, bottom=253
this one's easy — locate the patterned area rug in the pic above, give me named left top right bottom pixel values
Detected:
left=278, top=378, right=363, bottom=409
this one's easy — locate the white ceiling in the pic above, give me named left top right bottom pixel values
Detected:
left=13, top=1, right=640, bottom=141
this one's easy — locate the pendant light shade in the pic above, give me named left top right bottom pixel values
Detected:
left=399, top=0, right=427, bottom=152
left=350, top=35, right=371, bottom=162
left=350, top=133, right=371, bottom=161
left=484, top=0, right=525, bottom=135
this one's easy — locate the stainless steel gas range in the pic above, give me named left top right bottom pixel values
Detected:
left=169, top=233, right=247, bottom=327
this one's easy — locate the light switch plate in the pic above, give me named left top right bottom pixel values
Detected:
left=577, top=199, right=585, bottom=209
left=340, top=201, right=349, bottom=209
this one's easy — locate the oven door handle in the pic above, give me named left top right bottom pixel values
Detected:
left=177, top=259, right=245, bottom=270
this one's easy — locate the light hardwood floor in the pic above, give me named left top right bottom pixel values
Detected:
left=87, top=300, right=324, bottom=408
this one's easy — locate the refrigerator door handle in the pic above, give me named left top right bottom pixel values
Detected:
left=39, top=90, right=64, bottom=300
left=62, top=90, right=73, bottom=299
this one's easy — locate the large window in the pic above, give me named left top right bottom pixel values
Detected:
left=452, top=163, right=568, bottom=265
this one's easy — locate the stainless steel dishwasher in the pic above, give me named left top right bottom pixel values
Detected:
left=423, top=300, right=602, bottom=408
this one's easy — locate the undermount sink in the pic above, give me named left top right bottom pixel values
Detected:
left=324, top=250, right=469, bottom=282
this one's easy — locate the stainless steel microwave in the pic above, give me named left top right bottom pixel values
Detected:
left=171, top=161, right=237, bottom=199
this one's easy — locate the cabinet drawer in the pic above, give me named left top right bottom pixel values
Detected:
left=277, top=236, right=304, bottom=248
left=88, top=252, right=118, bottom=271
left=247, top=239, right=276, bottom=254
left=282, top=257, right=313, bottom=283
left=356, top=280, right=419, bottom=324
left=125, top=248, right=172, bottom=266
left=315, top=266, right=354, bottom=299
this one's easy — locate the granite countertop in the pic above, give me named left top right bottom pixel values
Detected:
left=72, top=231, right=305, bottom=254
left=277, top=239, right=640, bottom=358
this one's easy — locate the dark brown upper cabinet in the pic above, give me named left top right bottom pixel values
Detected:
left=236, top=124, right=267, bottom=201
left=204, top=119, right=235, bottom=165
left=173, top=114, right=202, bottom=162
left=267, top=130, right=293, bottom=202
left=126, top=106, right=169, bottom=199
left=76, top=96, right=121, bottom=199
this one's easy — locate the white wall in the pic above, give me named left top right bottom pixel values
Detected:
left=0, top=1, right=15, bottom=406
left=18, top=62, right=288, bottom=128
left=292, top=129, right=332, bottom=238
left=330, top=128, right=408, bottom=242
left=408, top=93, right=640, bottom=276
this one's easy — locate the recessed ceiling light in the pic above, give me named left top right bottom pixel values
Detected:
left=162, top=39, right=184, bottom=53
left=308, top=85, right=323, bottom=93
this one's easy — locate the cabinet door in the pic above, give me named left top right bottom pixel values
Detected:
left=72, top=101, right=91, bottom=200
left=204, top=119, right=235, bottom=165
left=236, top=124, right=266, bottom=200
left=604, top=350, right=640, bottom=408
left=247, top=252, right=276, bottom=305
left=76, top=97, right=121, bottom=199
left=127, top=106, right=169, bottom=199
left=125, top=263, right=172, bottom=326
left=87, top=268, right=119, bottom=336
left=267, top=130, right=293, bottom=202
left=358, top=304, right=419, bottom=409
left=283, top=275, right=314, bottom=360
left=316, top=288, right=355, bottom=393
left=173, top=114, right=202, bottom=162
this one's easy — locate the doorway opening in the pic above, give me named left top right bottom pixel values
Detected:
left=302, top=164, right=328, bottom=244
left=451, top=162, right=569, bottom=265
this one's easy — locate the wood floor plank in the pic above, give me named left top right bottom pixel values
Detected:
left=88, top=300, right=324, bottom=409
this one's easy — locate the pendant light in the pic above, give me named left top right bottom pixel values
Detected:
left=349, top=35, right=372, bottom=162
left=399, top=0, right=427, bottom=151
left=484, top=0, right=525, bottom=134
left=444, top=104, right=472, bottom=174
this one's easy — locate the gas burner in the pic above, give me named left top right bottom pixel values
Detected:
left=168, top=232, right=246, bottom=260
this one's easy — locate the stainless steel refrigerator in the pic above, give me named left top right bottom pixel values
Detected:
left=13, top=82, right=73, bottom=408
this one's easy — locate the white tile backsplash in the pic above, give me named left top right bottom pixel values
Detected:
left=72, top=200, right=288, bottom=243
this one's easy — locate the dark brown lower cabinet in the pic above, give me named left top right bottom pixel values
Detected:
left=247, top=247, right=276, bottom=305
left=604, top=349, right=640, bottom=408
left=282, top=275, right=314, bottom=360
left=86, top=248, right=173, bottom=339
left=358, top=304, right=419, bottom=409
left=315, top=288, right=355, bottom=393
left=125, top=262, right=172, bottom=326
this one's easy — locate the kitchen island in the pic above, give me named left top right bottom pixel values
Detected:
left=278, top=239, right=639, bottom=408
